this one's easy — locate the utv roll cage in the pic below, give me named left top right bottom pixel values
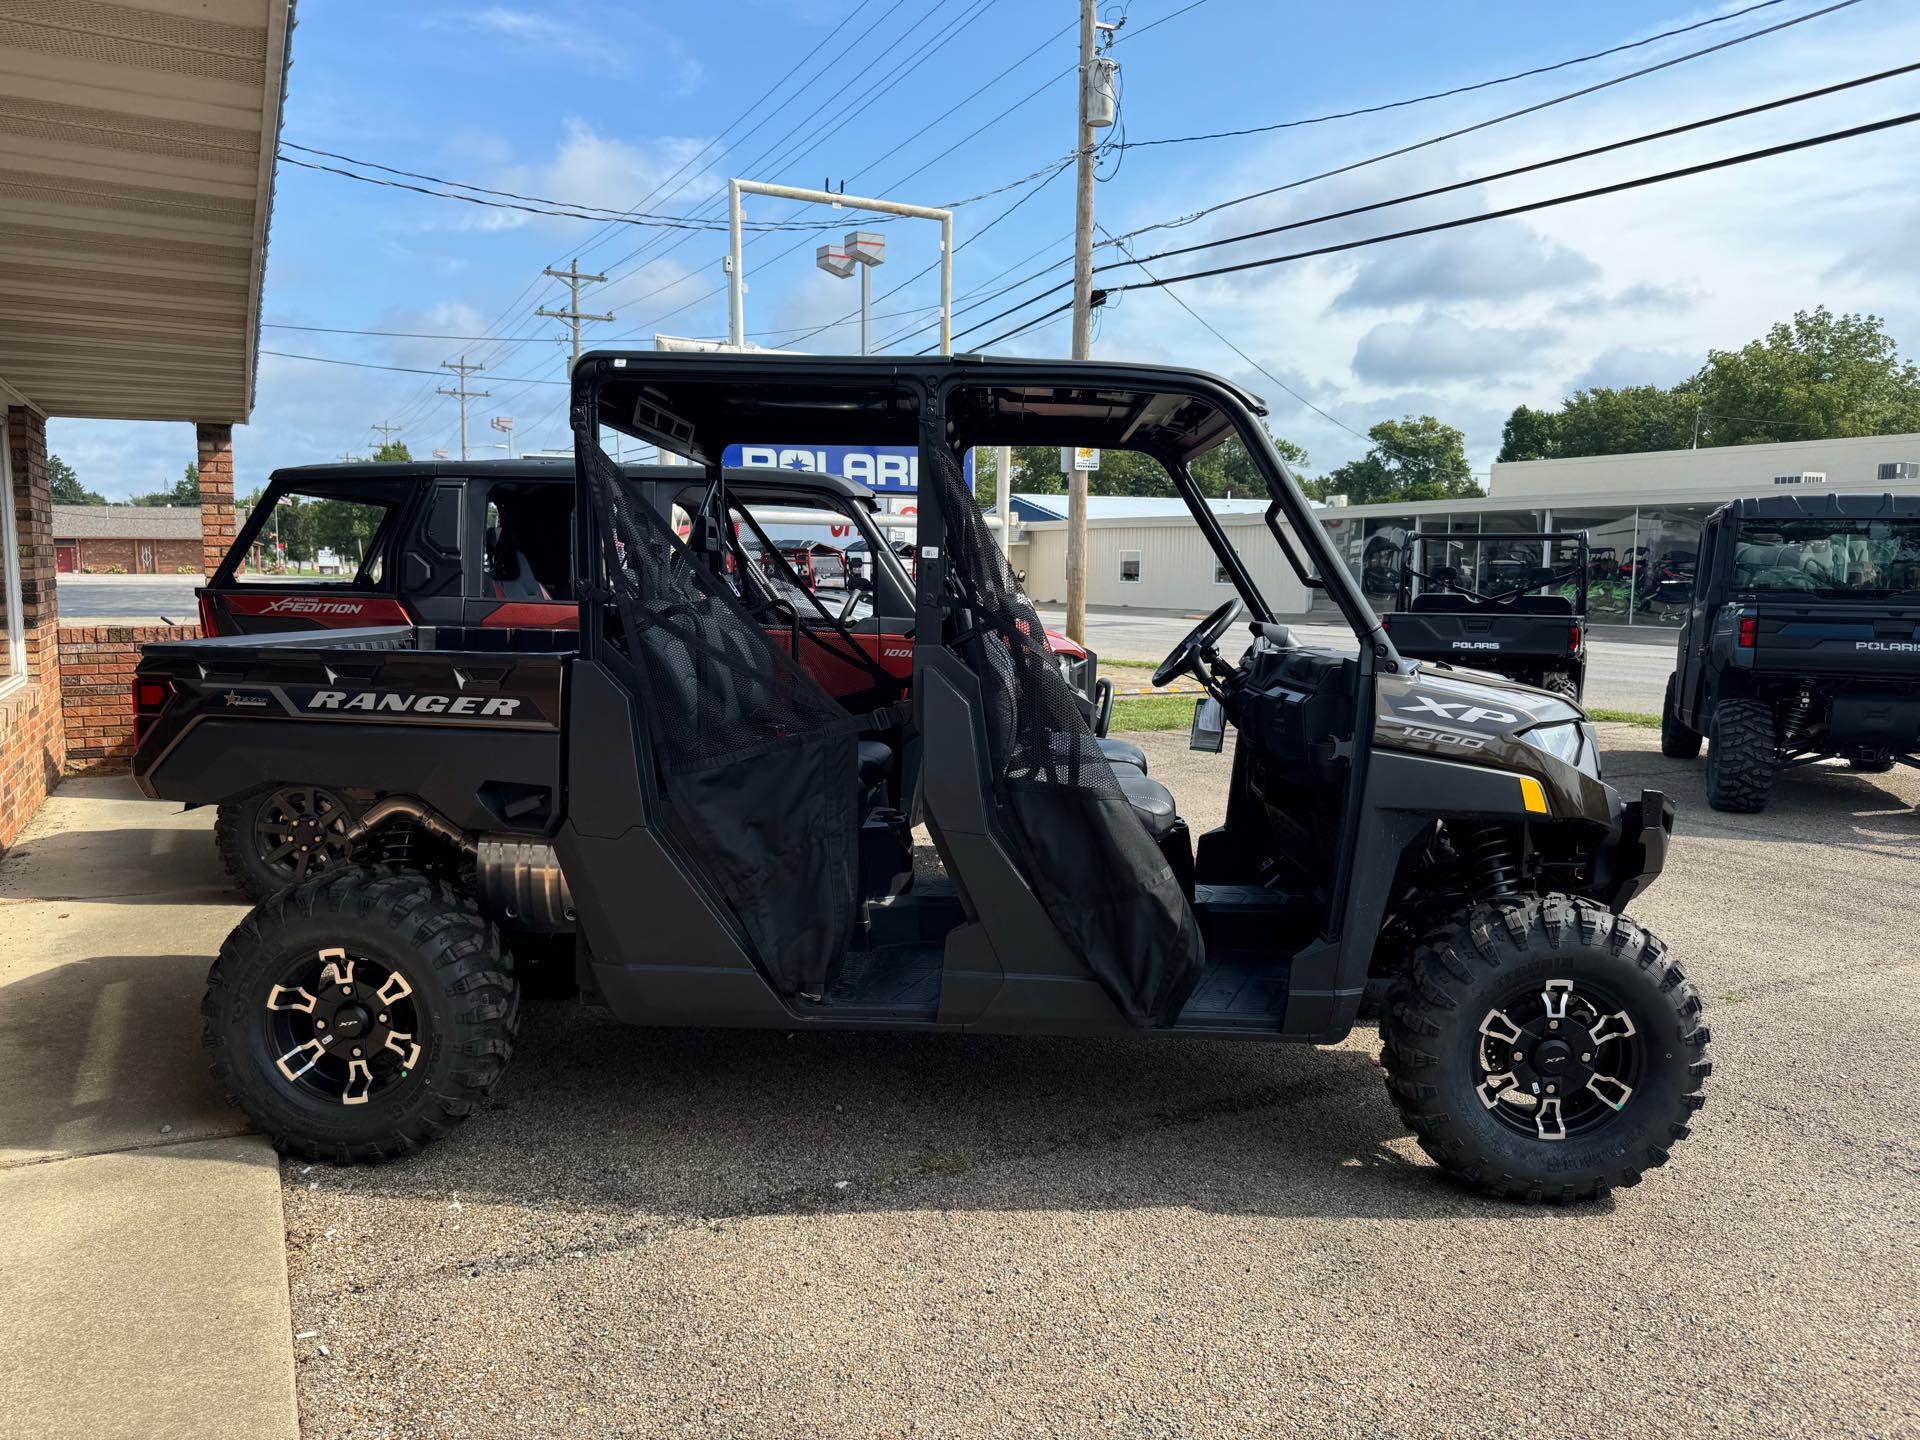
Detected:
left=570, top=353, right=1402, bottom=1030
left=1395, top=531, right=1591, bottom=616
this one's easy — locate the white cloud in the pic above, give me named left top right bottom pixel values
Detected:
left=1351, top=311, right=1562, bottom=387
left=453, top=5, right=704, bottom=91
left=1573, top=345, right=1700, bottom=392
left=1332, top=223, right=1599, bottom=310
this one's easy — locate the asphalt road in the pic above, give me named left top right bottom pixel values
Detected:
left=53, top=573, right=201, bottom=622
left=280, top=726, right=1918, bottom=1439
left=1043, top=606, right=1678, bottom=715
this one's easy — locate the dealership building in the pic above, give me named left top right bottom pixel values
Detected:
left=1012, top=430, right=1920, bottom=627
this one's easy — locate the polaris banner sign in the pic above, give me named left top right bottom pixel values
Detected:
left=722, top=444, right=974, bottom=496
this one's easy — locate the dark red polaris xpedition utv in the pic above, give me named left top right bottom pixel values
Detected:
left=195, top=458, right=1109, bottom=898
left=133, top=353, right=1705, bottom=1202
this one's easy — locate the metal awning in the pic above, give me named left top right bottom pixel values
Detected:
left=0, top=0, right=293, bottom=422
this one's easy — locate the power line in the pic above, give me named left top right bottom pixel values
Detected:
left=277, top=143, right=893, bottom=229
left=950, top=11, right=1885, bottom=346
left=1107, top=62, right=1920, bottom=273
left=261, top=349, right=565, bottom=384
left=1105, top=0, right=1864, bottom=248
left=1115, top=0, right=1793, bottom=149
left=971, top=109, right=1920, bottom=346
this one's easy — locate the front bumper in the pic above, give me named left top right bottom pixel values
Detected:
left=1591, top=787, right=1674, bottom=912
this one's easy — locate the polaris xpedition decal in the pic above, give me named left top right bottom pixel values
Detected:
left=1452, top=640, right=1503, bottom=650
left=1855, top=640, right=1920, bottom=652
left=262, top=597, right=369, bottom=616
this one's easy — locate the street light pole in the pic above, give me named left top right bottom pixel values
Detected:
left=732, top=180, right=949, bottom=352
left=818, top=231, right=887, bottom=355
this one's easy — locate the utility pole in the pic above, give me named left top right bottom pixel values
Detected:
left=370, top=419, right=403, bottom=449
left=437, top=357, right=490, bottom=462
left=537, top=258, right=613, bottom=369
left=1065, top=0, right=1099, bottom=643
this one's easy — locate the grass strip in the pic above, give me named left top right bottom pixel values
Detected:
left=1588, top=708, right=1660, bottom=729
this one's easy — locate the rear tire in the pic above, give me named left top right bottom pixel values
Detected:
left=216, top=784, right=358, bottom=902
left=1660, top=674, right=1702, bottom=760
left=1381, top=896, right=1710, bottom=1204
left=1704, top=699, right=1776, bottom=812
left=1849, top=756, right=1895, bottom=774
left=202, top=867, right=517, bottom=1162
left=1542, top=670, right=1580, bottom=703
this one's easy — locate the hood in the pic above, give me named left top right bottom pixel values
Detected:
left=1372, top=662, right=1611, bottom=824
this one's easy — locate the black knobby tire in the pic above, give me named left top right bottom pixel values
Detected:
left=1542, top=670, right=1580, bottom=704
left=1660, top=674, right=1702, bottom=760
left=216, top=784, right=358, bottom=902
left=1704, top=698, right=1777, bottom=812
left=1381, top=895, right=1710, bottom=1204
left=203, top=867, right=518, bottom=1162
left=1848, top=756, right=1896, bottom=774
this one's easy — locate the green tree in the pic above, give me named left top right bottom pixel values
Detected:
left=975, top=429, right=1308, bottom=507
left=1553, top=384, right=1699, bottom=457
left=48, top=453, right=106, bottom=505
left=1691, top=307, right=1920, bottom=446
left=372, top=440, right=413, bottom=462
left=129, top=463, right=203, bottom=506
left=1320, top=416, right=1477, bottom=504
left=1495, top=404, right=1563, bottom=463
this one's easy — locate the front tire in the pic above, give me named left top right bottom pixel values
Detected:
left=202, top=868, right=517, bottom=1162
left=1660, top=674, right=1702, bottom=759
left=1705, top=699, right=1777, bottom=812
left=1381, top=896, right=1710, bottom=1204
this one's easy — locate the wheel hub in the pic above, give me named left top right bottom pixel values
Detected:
left=1476, top=979, right=1641, bottom=1141
left=254, top=786, right=353, bottom=886
left=264, top=948, right=424, bottom=1105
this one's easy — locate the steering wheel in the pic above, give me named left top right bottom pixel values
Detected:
left=1153, top=598, right=1245, bottom=688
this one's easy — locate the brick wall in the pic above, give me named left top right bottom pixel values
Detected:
left=69, top=537, right=201, bottom=574
left=1, top=405, right=62, bottom=853
left=198, top=422, right=234, bottom=577
left=57, top=623, right=200, bottom=775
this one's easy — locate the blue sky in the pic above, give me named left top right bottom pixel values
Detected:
left=48, top=0, right=1920, bottom=499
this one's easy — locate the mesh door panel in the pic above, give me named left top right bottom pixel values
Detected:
left=582, top=443, right=858, bottom=999
left=931, top=445, right=1204, bottom=1025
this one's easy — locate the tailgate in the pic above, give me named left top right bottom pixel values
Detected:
left=1384, top=610, right=1577, bottom=662
left=1749, top=607, right=1920, bottom=679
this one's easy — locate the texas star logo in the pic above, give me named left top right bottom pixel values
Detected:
left=222, top=690, right=269, bottom=708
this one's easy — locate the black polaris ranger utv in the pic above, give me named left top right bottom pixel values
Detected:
left=133, top=354, right=1705, bottom=1202
left=198, top=459, right=1109, bottom=898
left=1382, top=531, right=1589, bottom=702
left=1661, top=492, right=1920, bottom=812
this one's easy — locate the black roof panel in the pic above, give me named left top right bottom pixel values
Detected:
left=1723, top=492, right=1920, bottom=520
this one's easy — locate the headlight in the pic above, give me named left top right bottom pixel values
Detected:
left=1521, top=720, right=1602, bottom=780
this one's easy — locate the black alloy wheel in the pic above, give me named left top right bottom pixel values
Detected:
left=263, top=947, right=426, bottom=1109
left=1473, top=976, right=1643, bottom=1143
left=217, top=784, right=356, bottom=901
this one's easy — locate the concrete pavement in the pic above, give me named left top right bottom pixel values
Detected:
left=0, top=781, right=295, bottom=1440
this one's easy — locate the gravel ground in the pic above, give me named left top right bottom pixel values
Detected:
left=283, top=726, right=1919, bottom=1439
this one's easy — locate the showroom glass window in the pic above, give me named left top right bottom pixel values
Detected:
left=1550, top=508, right=1638, bottom=624
left=1, top=427, right=24, bottom=694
